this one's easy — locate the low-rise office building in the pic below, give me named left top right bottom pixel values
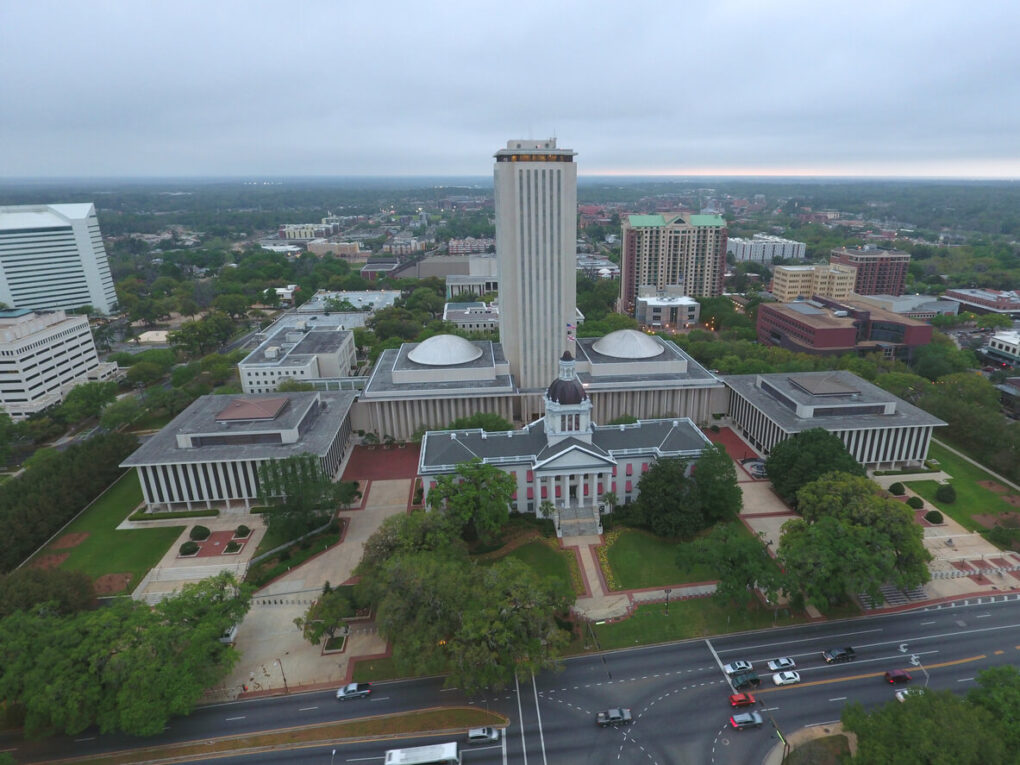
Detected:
left=943, top=288, right=1020, bottom=317
left=848, top=293, right=959, bottom=321
left=239, top=315, right=356, bottom=394
left=727, top=234, right=806, bottom=263
left=0, top=309, right=118, bottom=420
left=983, top=330, right=1020, bottom=367
left=770, top=264, right=856, bottom=302
left=121, top=391, right=356, bottom=511
left=634, top=288, right=700, bottom=330
left=442, top=302, right=500, bottom=333
left=724, top=371, right=945, bottom=469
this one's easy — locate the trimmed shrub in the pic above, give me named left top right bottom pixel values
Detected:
left=189, top=525, right=211, bottom=541
left=179, top=541, right=199, bottom=556
left=709, top=425, right=720, bottom=433
left=906, top=496, right=924, bottom=509
left=935, top=484, right=957, bottom=503
left=924, top=510, right=944, bottom=524
left=224, top=541, right=241, bottom=553
left=888, top=482, right=906, bottom=496
left=235, top=524, right=251, bottom=538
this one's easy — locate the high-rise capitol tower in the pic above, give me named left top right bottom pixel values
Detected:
left=494, top=139, right=577, bottom=391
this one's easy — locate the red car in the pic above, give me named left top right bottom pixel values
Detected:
left=729, top=693, right=757, bottom=707
left=884, top=670, right=912, bottom=684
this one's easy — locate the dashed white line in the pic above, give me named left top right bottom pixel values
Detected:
left=298, top=706, right=318, bottom=711
left=225, top=716, right=245, bottom=721
left=958, top=677, right=975, bottom=682
left=829, top=697, right=847, bottom=702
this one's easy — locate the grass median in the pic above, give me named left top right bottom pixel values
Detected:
left=58, top=707, right=506, bottom=765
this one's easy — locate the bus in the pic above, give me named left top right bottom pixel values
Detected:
left=383, top=742, right=460, bottom=765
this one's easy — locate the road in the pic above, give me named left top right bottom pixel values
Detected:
left=7, top=594, right=1020, bottom=764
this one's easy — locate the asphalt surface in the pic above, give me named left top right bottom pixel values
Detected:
left=7, top=593, right=1020, bottom=764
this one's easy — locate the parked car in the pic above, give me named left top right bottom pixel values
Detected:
left=467, top=727, right=500, bottom=744
left=596, top=708, right=633, bottom=727
left=724, top=660, right=753, bottom=675
left=336, top=682, right=372, bottom=700
left=767, top=657, right=796, bottom=671
left=730, top=712, right=764, bottom=729
left=885, top=670, right=912, bottom=684
left=729, top=693, right=756, bottom=707
left=822, top=646, right=856, bottom=664
left=773, top=671, right=801, bottom=686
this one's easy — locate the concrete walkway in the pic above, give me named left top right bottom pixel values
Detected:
left=209, top=479, right=410, bottom=701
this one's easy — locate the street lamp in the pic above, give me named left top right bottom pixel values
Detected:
left=664, top=588, right=671, bottom=615
left=276, top=658, right=289, bottom=694
left=330, top=748, right=336, bottom=765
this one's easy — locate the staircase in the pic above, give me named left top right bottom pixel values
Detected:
left=556, top=502, right=602, bottom=537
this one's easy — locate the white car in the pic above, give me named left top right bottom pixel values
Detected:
left=895, top=688, right=926, bottom=703
left=336, top=682, right=372, bottom=700
left=772, top=671, right=801, bottom=686
left=723, top=660, right=753, bottom=675
left=767, top=657, right=796, bottom=671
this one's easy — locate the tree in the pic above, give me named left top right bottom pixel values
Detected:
left=0, top=411, right=14, bottom=466
left=100, top=396, right=143, bottom=430
left=968, top=666, right=1020, bottom=753
left=355, top=510, right=462, bottom=587
left=691, top=444, right=742, bottom=523
left=0, top=568, right=96, bottom=618
left=59, top=381, right=118, bottom=423
left=294, top=584, right=357, bottom=645
left=426, top=460, right=515, bottom=543
left=632, top=458, right=706, bottom=538
left=976, top=313, right=1012, bottom=330
left=126, top=361, right=166, bottom=387
left=212, top=293, right=250, bottom=320
left=764, top=429, right=865, bottom=506
left=445, top=412, right=514, bottom=432
left=678, top=524, right=784, bottom=607
left=257, top=454, right=340, bottom=540
left=0, top=572, right=250, bottom=737
left=842, top=691, right=1009, bottom=765
left=276, top=378, right=315, bottom=392
left=792, top=472, right=931, bottom=599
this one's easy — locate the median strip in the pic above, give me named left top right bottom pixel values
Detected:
left=43, top=707, right=507, bottom=765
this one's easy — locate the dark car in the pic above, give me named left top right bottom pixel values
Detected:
left=730, top=712, right=764, bottom=729
left=822, top=647, right=856, bottom=664
left=884, top=670, right=912, bottom=684
left=731, top=671, right=761, bottom=690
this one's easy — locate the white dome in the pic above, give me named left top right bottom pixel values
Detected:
left=592, top=329, right=665, bottom=359
left=407, top=334, right=483, bottom=366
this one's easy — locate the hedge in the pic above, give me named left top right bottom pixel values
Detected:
left=924, top=510, right=944, bottom=524
left=935, top=484, right=957, bottom=503
left=189, top=525, right=211, bottom=541
left=888, top=482, right=906, bottom=496
left=179, top=541, right=199, bottom=556
left=906, top=496, right=925, bottom=509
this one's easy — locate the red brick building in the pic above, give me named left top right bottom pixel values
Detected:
left=757, top=298, right=932, bottom=360
left=829, top=246, right=910, bottom=296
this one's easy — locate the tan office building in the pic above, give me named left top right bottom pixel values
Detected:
left=771, top=263, right=856, bottom=302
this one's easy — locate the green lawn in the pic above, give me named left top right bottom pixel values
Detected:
left=38, top=471, right=184, bottom=591
left=787, top=734, right=852, bottom=765
left=592, top=599, right=810, bottom=650
left=907, top=442, right=1018, bottom=531
left=604, top=523, right=752, bottom=590
left=479, top=538, right=581, bottom=594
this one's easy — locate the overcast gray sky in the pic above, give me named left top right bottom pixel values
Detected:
left=2, top=0, right=1018, bottom=178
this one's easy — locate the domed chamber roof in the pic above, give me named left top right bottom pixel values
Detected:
left=547, top=376, right=587, bottom=405
left=407, top=334, right=483, bottom=366
left=592, top=329, right=665, bottom=359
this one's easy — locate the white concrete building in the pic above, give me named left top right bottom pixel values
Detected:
left=984, top=331, right=1020, bottom=366
left=727, top=234, right=807, bottom=263
left=0, top=309, right=119, bottom=420
left=442, top=302, right=500, bottom=333
left=494, top=139, right=577, bottom=390
left=0, top=203, right=117, bottom=314
left=634, top=287, right=700, bottom=329
left=121, top=391, right=356, bottom=511
left=724, top=371, right=946, bottom=469
left=239, top=315, right=356, bottom=394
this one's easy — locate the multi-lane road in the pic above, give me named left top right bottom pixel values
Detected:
left=7, top=594, right=1020, bottom=764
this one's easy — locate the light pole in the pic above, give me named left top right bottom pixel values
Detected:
left=664, top=588, right=671, bottom=615
left=276, top=658, right=289, bottom=694
left=330, top=748, right=336, bottom=765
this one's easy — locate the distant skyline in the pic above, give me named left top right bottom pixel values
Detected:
left=2, top=1, right=1019, bottom=179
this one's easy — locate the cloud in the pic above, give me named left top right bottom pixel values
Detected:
left=1, top=0, right=1018, bottom=177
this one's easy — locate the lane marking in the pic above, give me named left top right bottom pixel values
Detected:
left=298, top=706, right=318, bottom=711
left=921, top=621, right=935, bottom=625
left=754, top=654, right=986, bottom=694
left=958, top=677, right=975, bottom=683
left=74, top=737, right=95, bottom=742
left=829, top=697, right=847, bottom=702
left=532, top=672, right=548, bottom=765
left=514, top=672, right=528, bottom=765
left=714, top=628, right=883, bottom=654
left=995, top=650, right=1005, bottom=655
left=225, top=716, right=245, bottom=721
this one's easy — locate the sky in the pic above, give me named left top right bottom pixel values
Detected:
left=2, top=0, right=1019, bottom=179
